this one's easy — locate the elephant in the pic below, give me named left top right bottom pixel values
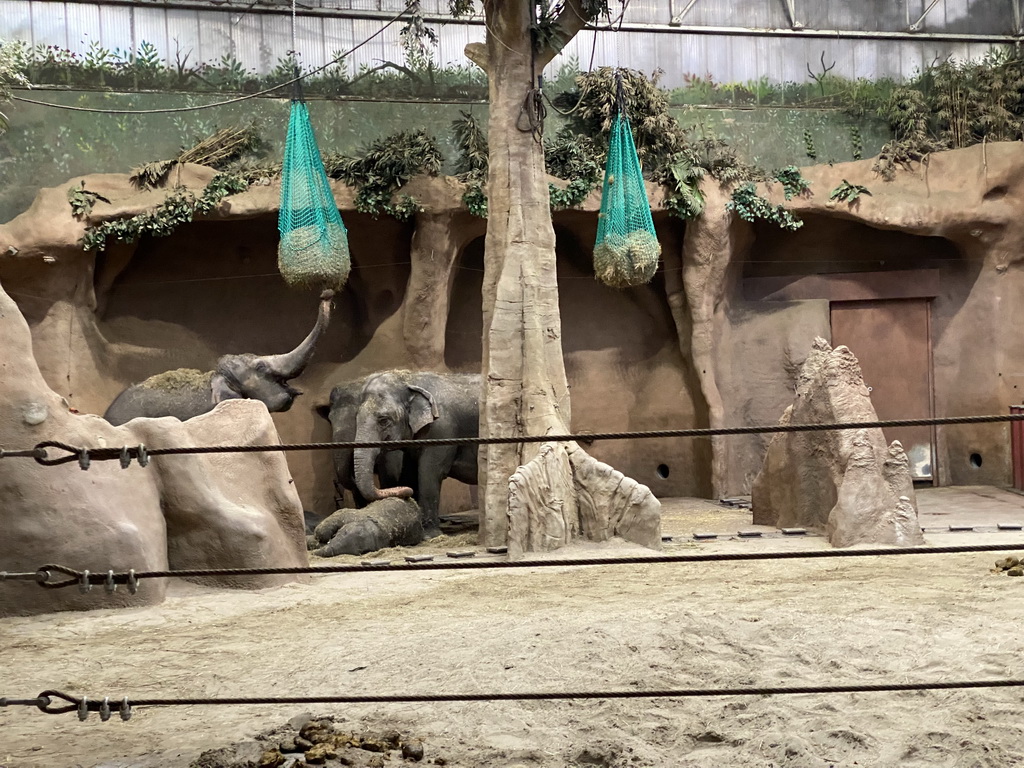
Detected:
left=316, top=377, right=408, bottom=509
left=104, top=290, right=334, bottom=426
left=307, top=498, right=424, bottom=558
left=352, top=370, right=480, bottom=538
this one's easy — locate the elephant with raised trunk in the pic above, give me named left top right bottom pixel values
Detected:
left=353, top=370, right=480, bottom=538
left=104, top=291, right=334, bottom=425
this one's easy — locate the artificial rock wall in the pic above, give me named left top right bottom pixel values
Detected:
left=2, top=143, right=1023, bottom=513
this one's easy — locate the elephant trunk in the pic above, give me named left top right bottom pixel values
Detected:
left=354, top=424, right=413, bottom=502
left=261, top=290, right=334, bottom=380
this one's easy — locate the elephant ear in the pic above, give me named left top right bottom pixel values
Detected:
left=407, top=384, right=439, bottom=435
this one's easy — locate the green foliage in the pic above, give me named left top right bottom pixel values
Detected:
left=829, top=179, right=872, bottom=204
left=7, top=38, right=487, bottom=101
left=545, top=133, right=603, bottom=210
left=850, top=126, right=863, bottom=160
left=726, top=182, right=803, bottom=231
left=452, top=110, right=488, bottom=179
left=386, top=193, right=423, bottom=221
left=448, top=0, right=475, bottom=16
left=462, top=181, right=487, bottom=218
left=658, top=153, right=705, bottom=219
left=772, top=166, right=811, bottom=200
left=81, top=172, right=247, bottom=251
left=871, top=46, right=1024, bottom=179
left=553, top=67, right=687, bottom=173
left=325, top=129, right=442, bottom=218
left=0, top=39, right=27, bottom=134
left=66, top=181, right=109, bottom=218
left=803, top=129, right=817, bottom=161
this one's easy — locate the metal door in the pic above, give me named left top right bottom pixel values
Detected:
left=830, top=298, right=935, bottom=480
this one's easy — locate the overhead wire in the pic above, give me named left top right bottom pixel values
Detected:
left=11, top=2, right=414, bottom=115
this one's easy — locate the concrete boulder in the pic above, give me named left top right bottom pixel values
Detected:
left=751, top=337, right=923, bottom=547
left=0, top=279, right=309, bottom=617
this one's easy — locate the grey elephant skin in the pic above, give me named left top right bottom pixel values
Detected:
left=104, top=291, right=333, bottom=425
left=352, top=370, right=480, bottom=538
left=308, top=499, right=423, bottom=557
left=316, top=377, right=407, bottom=509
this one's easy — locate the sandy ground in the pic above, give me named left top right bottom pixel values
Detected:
left=4, top=489, right=1024, bottom=768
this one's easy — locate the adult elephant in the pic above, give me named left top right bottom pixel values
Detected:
left=316, top=377, right=407, bottom=509
left=104, top=291, right=334, bottom=426
left=353, top=370, right=480, bottom=538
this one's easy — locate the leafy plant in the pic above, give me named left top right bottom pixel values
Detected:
left=829, top=179, right=872, bottom=204
left=772, top=166, right=811, bottom=200
left=545, top=133, right=603, bottom=210
left=726, top=182, right=803, bottom=231
left=452, top=110, right=488, bottom=179
left=849, top=126, right=863, bottom=160
left=325, top=129, right=442, bottom=218
left=66, top=181, right=109, bottom=219
left=552, top=67, right=688, bottom=173
left=81, top=172, right=247, bottom=251
left=462, top=182, right=487, bottom=218
left=803, top=129, right=817, bottom=161
left=0, top=40, right=27, bottom=134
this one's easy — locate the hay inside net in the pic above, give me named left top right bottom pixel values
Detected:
left=278, top=101, right=350, bottom=291
left=593, top=110, right=661, bottom=288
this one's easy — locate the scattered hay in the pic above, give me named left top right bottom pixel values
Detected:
left=593, top=229, right=661, bottom=288
left=140, top=368, right=213, bottom=391
left=129, top=159, right=176, bottom=190
left=130, top=124, right=265, bottom=190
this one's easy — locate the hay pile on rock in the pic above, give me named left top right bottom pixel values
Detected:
left=139, top=368, right=212, bottom=391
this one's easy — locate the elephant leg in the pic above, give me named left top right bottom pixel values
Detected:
left=418, top=451, right=454, bottom=539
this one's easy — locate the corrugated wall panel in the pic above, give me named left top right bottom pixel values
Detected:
left=3, top=0, right=31, bottom=40
left=133, top=7, right=170, bottom=59
left=230, top=13, right=266, bottom=71
left=26, top=1, right=69, bottom=49
left=3, top=0, right=1020, bottom=87
left=64, top=2, right=102, bottom=51
left=164, top=9, right=202, bottom=69
left=97, top=3, right=131, bottom=54
left=322, top=17, right=356, bottom=72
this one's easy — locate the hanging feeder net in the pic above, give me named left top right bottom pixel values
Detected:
left=593, top=111, right=661, bottom=289
left=278, top=100, right=350, bottom=291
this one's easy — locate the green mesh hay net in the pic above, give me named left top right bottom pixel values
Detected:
left=278, top=100, right=350, bottom=291
left=594, top=110, right=661, bottom=289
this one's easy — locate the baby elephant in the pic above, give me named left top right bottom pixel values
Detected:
left=309, top=498, right=423, bottom=557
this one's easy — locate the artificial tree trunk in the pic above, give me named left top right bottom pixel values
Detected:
left=469, top=1, right=660, bottom=549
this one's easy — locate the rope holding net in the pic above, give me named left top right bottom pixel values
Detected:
left=277, top=99, right=351, bottom=291
left=593, top=71, right=661, bottom=288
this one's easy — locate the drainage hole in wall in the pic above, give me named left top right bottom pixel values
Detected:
left=656, top=464, right=670, bottom=479
left=970, top=453, right=983, bottom=469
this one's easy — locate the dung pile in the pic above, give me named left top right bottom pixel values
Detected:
left=992, top=556, right=1024, bottom=576
left=190, top=715, right=430, bottom=767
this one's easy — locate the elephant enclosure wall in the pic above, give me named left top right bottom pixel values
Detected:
left=3, top=143, right=1024, bottom=512
left=0, top=171, right=710, bottom=517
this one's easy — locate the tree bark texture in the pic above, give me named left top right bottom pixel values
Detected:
left=478, top=2, right=572, bottom=546
left=476, top=0, right=661, bottom=549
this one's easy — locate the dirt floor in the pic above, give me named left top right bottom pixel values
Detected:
left=4, top=487, right=1024, bottom=768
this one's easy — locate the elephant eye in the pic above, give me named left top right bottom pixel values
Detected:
left=377, top=415, right=391, bottom=426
